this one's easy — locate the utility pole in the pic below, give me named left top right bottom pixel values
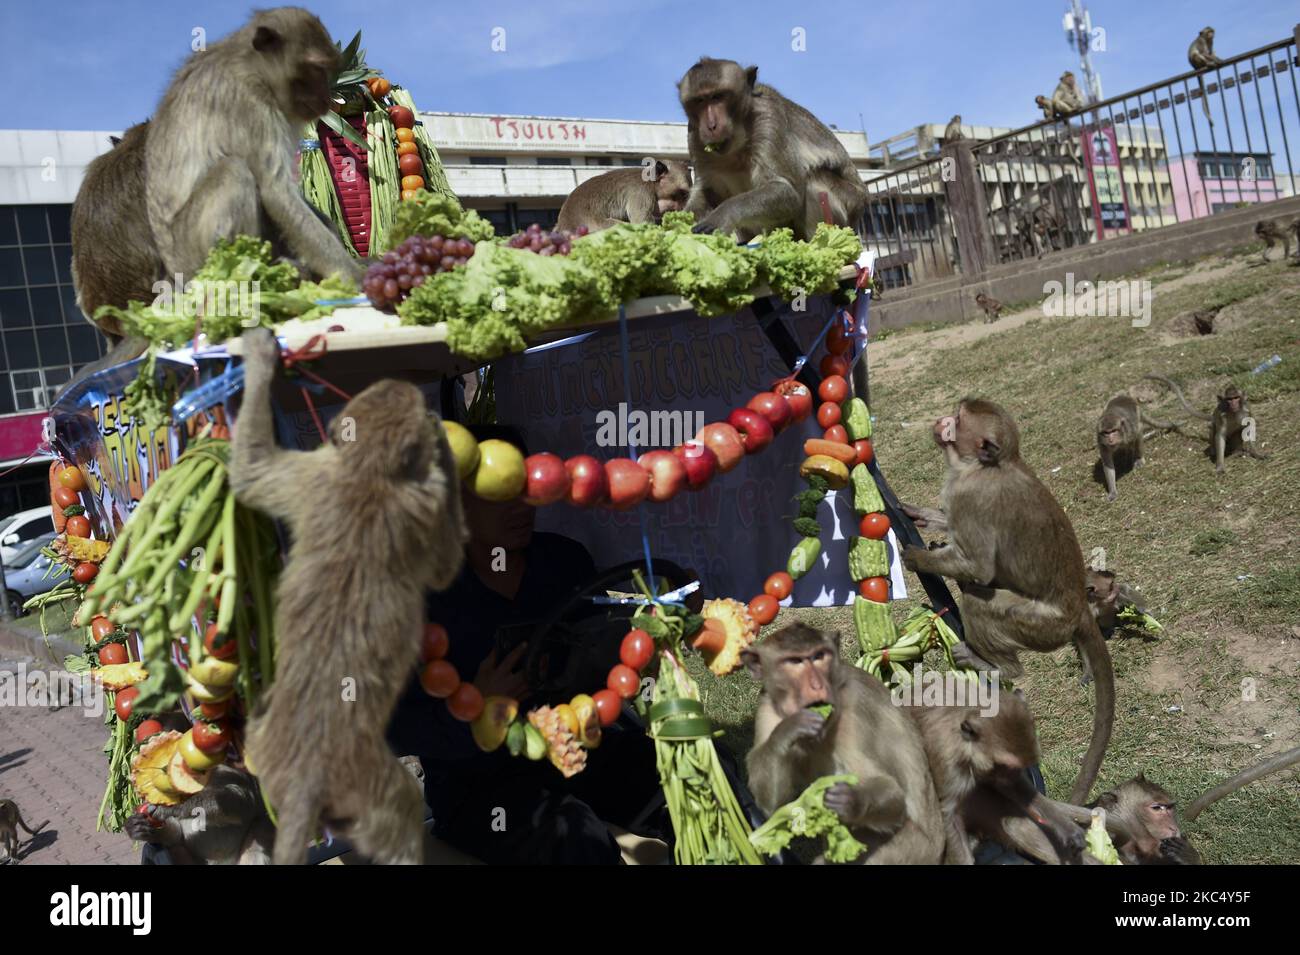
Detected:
left=1063, top=0, right=1103, bottom=104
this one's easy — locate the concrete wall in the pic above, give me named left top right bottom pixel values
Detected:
left=871, top=193, right=1300, bottom=329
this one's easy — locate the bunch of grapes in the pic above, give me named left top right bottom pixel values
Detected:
left=505, top=222, right=588, bottom=256
left=363, top=234, right=477, bottom=310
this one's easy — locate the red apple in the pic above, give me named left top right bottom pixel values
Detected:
left=747, top=392, right=792, bottom=432
left=637, top=450, right=688, bottom=503
left=673, top=441, right=718, bottom=490
left=523, top=452, right=569, bottom=506
left=604, top=458, right=650, bottom=509
left=727, top=408, right=775, bottom=454
left=696, top=422, right=745, bottom=473
left=565, top=455, right=608, bottom=507
left=774, top=380, right=813, bottom=422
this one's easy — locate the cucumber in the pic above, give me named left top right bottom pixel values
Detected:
left=787, top=536, right=822, bottom=579
left=841, top=398, right=872, bottom=440
left=853, top=596, right=897, bottom=654
left=851, top=464, right=885, bottom=516
left=847, top=536, right=889, bottom=581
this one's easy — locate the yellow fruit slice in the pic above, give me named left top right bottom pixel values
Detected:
left=131, top=730, right=183, bottom=806
left=187, top=674, right=235, bottom=703
left=168, top=750, right=211, bottom=795
left=93, top=661, right=147, bottom=691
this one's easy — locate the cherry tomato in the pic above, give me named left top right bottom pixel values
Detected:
left=818, top=375, right=849, bottom=404
left=135, top=719, right=163, bottom=744
left=607, top=664, right=640, bottom=699
left=853, top=438, right=875, bottom=467
left=199, top=699, right=231, bottom=720
left=98, top=643, right=127, bottom=665
left=592, top=689, right=622, bottom=727
left=859, top=512, right=891, bottom=540
left=192, top=720, right=230, bottom=754
left=394, top=127, right=415, bottom=144
left=824, top=425, right=848, bottom=445
left=816, top=402, right=841, bottom=429
left=54, top=486, right=79, bottom=509
left=57, top=467, right=86, bottom=492
left=419, top=660, right=460, bottom=698
left=619, top=629, right=654, bottom=671
left=74, top=562, right=98, bottom=585
left=66, top=515, right=92, bottom=538
left=421, top=623, right=449, bottom=662
left=859, top=577, right=890, bottom=603
left=819, top=354, right=849, bottom=378
left=826, top=321, right=852, bottom=355
left=398, top=152, right=424, bottom=177
left=204, top=622, right=237, bottom=660
left=114, top=686, right=140, bottom=722
left=388, top=105, right=416, bottom=128
left=748, top=594, right=779, bottom=626
left=447, top=683, right=484, bottom=722
left=90, top=616, right=115, bottom=641
left=764, top=571, right=794, bottom=600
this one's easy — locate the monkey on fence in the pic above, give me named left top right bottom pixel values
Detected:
left=677, top=58, right=867, bottom=241
left=943, top=114, right=964, bottom=143
left=232, top=327, right=467, bottom=864
left=1188, top=27, right=1223, bottom=125
left=741, top=625, right=944, bottom=864
left=555, top=160, right=691, bottom=233
left=1144, top=375, right=1267, bottom=473
left=0, top=798, right=48, bottom=864
left=1036, top=72, right=1085, bottom=123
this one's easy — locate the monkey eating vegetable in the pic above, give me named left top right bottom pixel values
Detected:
left=556, top=160, right=692, bottom=233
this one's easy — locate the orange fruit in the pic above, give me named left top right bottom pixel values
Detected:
left=395, top=127, right=415, bottom=144
left=396, top=141, right=419, bottom=156
left=419, top=660, right=459, bottom=698
left=400, top=175, right=425, bottom=191
left=447, top=683, right=484, bottom=722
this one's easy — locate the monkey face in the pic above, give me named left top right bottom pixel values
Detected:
left=1142, top=801, right=1181, bottom=840
left=250, top=9, right=341, bottom=122
left=679, top=60, right=754, bottom=154
left=1221, top=392, right=1242, bottom=413
left=1099, top=427, right=1122, bottom=448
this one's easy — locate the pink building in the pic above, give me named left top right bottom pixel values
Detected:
left=1169, top=152, right=1284, bottom=220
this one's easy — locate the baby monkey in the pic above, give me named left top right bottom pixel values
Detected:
left=1146, top=375, right=1267, bottom=473
left=1095, top=394, right=1180, bottom=501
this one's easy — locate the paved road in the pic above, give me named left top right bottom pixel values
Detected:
left=0, top=654, right=139, bottom=865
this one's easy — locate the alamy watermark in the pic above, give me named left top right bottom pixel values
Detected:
left=1042, top=273, right=1151, bottom=328
left=0, top=663, right=103, bottom=717
left=152, top=274, right=263, bottom=326
left=890, top=662, right=1001, bottom=717
left=594, top=402, right=705, bottom=451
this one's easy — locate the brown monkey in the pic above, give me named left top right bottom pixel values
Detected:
left=974, top=291, right=1003, bottom=323
left=943, top=114, right=964, bottom=142
left=1051, top=72, right=1085, bottom=117
left=907, top=692, right=1086, bottom=864
left=146, top=8, right=363, bottom=284
left=1091, top=775, right=1201, bottom=864
left=232, top=327, right=467, bottom=864
left=1094, top=394, right=1180, bottom=501
left=0, top=798, right=48, bottom=864
left=1085, top=569, right=1150, bottom=639
left=741, top=624, right=944, bottom=864
left=124, top=765, right=275, bottom=865
left=677, top=58, right=866, bottom=241
left=1145, top=375, right=1267, bottom=473
left=1254, top=218, right=1292, bottom=264
left=555, top=160, right=691, bottom=233
left=1185, top=745, right=1300, bottom=822
left=1034, top=95, right=1059, bottom=121
left=900, top=399, right=1115, bottom=803
left=1188, top=27, right=1222, bottom=125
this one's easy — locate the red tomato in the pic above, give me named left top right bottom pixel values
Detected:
left=607, top=664, right=640, bottom=699
left=824, top=425, right=848, bottom=445
left=74, top=562, right=98, bottom=584
left=58, top=466, right=87, bottom=492
left=853, top=439, right=875, bottom=467
left=90, top=616, right=115, bottom=641
left=98, top=643, right=127, bottom=666
left=66, top=515, right=92, bottom=538
left=204, top=622, right=237, bottom=660
left=819, top=354, right=849, bottom=378
left=114, top=686, right=139, bottom=722
left=619, top=629, right=654, bottom=671
left=859, top=512, right=891, bottom=540
left=764, top=571, right=793, bottom=600
left=54, top=486, right=79, bottom=509
left=199, top=700, right=231, bottom=720
left=859, top=577, right=890, bottom=603
left=593, top=689, right=622, bottom=727
left=748, top=594, right=779, bottom=626
left=421, top=623, right=450, bottom=662
left=774, top=380, right=813, bottom=422
left=135, top=719, right=163, bottom=744
left=826, top=321, right=852, bottom=356
left=446, top=683, right=484, bottom=722
left=818, top=375, right=849, bottom=404
left=816, top=402, right=841, bottom=429
left=192, top=720, right=230, bottom=754
left=398, top=152, right=423, bottom=177
left=419, top=660, right=460, bottom=698
left=388, top=105, right=416, bottom=128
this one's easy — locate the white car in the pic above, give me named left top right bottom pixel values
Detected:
left=0, top=507, right=57, bottom=564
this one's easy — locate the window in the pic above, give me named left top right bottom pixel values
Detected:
left=468, top=156, right=507, bottom=165
left=585, top=157, right=613, bottom=166
left=15, top=514, right=54, bottom=542
left=516, top=208, right=560, bottom=229
left=9, top=365, right=73, bottom=410
left=536, top=157, right=572, bottom=166
left=0, top=208, right=16, bottom=246
left=621, top=158, right=642, bottom=167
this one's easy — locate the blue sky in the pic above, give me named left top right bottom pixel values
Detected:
left=2, top=0, right=1293, bottom=140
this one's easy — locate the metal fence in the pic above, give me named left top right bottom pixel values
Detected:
left=861, top=26, right=1300, bottom=289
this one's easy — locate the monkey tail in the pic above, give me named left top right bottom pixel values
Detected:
left=17, top=814, right=49, bottom=836
left=1143, top=374, right=1212, bottom=421
left=1184, top=745, right=1300, bottom=822
left=1198, top=78, right=1214, bottom=127
left=268, top=785, right=320, bottom=866
left=1069, top=612, right=1114, bottom=804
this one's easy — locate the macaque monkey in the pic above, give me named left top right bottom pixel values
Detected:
left=974, top=292, right=1003, bottom=323
left=125, top=765, right=275, bottom=865
left=677, top=58, right=867, bottom=241
left=0, top=798, right=48, bottom=864
left=1085, top=569, right=1149, bottom=639
left=1035, top=95, right=1058, bottom=121
left=1051, top=72, right=1084, bottom=117
left=1254, top=218, right=1292, bottom=264
left=1145, top=375, right=1267, bottom=473
left=146, top=8, right=364, bottom=284
left=1188, top=27, right=1223, bottom=125
left=943, top=115, right=964, bottom=142
left=232, top=327, right=467, bottom=864
left=1185, top=745, right=1300, bottom=823
left=1091, top=774, right=1201, bottom=864
left=555, top=160, right=691, bottom=233
left=1094, top=395, right=1179, bottom=501
left=742, top=625, right=944, bottom=864
left=900, top=399, right=1115, bottom=803
left=907, top=693, right=1085, bottom=864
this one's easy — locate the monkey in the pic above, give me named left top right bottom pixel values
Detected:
left=1030, top=199, right=1064, bottom=255
left=1051, top=72, right=1085, bottom=118
left=1185, top=745, right=1300, bottom=823
left=974, top=291, right=1003, bottom=323
left=677, top=58, right=867, bottom=241
left=741, top=624, right=944, bottom=864
left=555, top=160, right=691, bottom=233
left=900, top=399, right=1115, bottom=803
left=906, top=693, right=1086, bottom=864
left=1094, top=394, right=1181, bottom=501
left=1144, top=375, right=1267, bottom=473
left=1085, top=569, right=1151, bottom=640
left=231, top=326, right=467, bottom=864
left=1188, top=27, right=1222, bottom=125
left=124, top=765, right=275, bottom=865
left=943, top=114, right=964, bottom=143
left=1254, top=218, right=1292, bottom=265
left=1034, top=95, right=1059, bottom=122
left=0, top=798, right=48, bottom=864
left=146, top=8, right=364, bottom=285
left=1089, top=774, right=1201, bottom=864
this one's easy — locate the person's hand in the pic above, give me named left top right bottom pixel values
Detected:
left=474, top=643, right=530, bottom=700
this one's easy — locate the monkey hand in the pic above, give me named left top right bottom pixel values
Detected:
left=240, top=327, right=282, bottom=380
left=901, top=545, right=928, bottom=572
left=691, top=207, right=738, bottom=237
left=775, top=708, right=827, bottom=747
left=1159, top=836, right=1200, bottom=865
left=125, top=811, right=181, bottom=847
left=822, top=782, right=863, bottom=823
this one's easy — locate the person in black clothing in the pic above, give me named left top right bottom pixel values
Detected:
left=387, top=426, right=667, bottom=864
